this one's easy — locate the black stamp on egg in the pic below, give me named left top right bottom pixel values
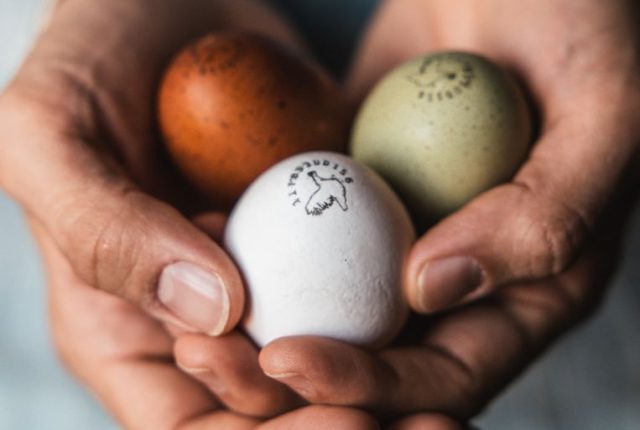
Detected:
left=406, top=55, right=475, bottom=102
left=287, top=158, right=354, bottom=216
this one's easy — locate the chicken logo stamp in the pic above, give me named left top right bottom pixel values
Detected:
left=287, top=158, right=354, bottom=216
left=406, top=55, right=475, bottom=102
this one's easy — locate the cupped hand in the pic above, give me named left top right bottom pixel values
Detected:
left=244, top=0, right=640, bottom=421
left=349, top=0, right=640, bottom=313
left=0, top=0, right=306, bottom=425
left=35, top=213, right=382, bottom=429
left=0, top=0, right=302, bottom=336
left=36, top=202, right=454, bottom=430
left=7, top=0, right=637, bottom=426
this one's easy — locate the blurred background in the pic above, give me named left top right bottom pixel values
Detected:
left=0, top=0, right=638, bottom=428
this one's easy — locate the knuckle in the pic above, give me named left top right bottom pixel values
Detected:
left=90, top=211, right=136, bottom=294
left=513, top=201, right=589, bottom=276
left=537, top=217, right=575, bottom=274
left=63, top=188, right=147, bottom=299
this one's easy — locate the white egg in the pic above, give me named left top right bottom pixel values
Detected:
left=224, top=151, right=415, bottom=347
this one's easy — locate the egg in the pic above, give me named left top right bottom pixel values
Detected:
left=224, top=151, right=415, bottom=347
left=351, top=51, right=531, bottom=223
left=158, top=31, right=349, bottom=209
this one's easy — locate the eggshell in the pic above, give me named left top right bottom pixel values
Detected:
left=351, top=51, right=531, bottom=223
left=224, top=151, right=415, bottom=347
left=158, top=32, right=349, bottom=209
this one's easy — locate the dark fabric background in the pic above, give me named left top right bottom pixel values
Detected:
left=268, top=0, right=380, bottom=78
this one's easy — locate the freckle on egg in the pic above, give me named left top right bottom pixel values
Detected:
left=351, top=51, right=531, bottom=222
left=158, top=31, right=350, bottom=209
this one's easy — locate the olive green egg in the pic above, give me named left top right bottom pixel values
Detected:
left=350, top=51, right=531, bottom=224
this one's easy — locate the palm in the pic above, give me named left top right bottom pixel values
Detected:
left=250, top=0, right=639, bottom=420
left=29, top=216, right=222, bottom=428
left=383, top=241, right=617, bottom=418
left=19, top=0, right=222, bottom=417
left=37, top=4, right=222, bottom=213
left=256, top=227, right=621, bottom=421
left=19, top=1, right=403, bottom=428
left=17, top=0, right=638, bottom=427
left=39, top=239, right=382, bottom=428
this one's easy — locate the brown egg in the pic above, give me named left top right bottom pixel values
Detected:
left=158, top=31, right=350, bottom=209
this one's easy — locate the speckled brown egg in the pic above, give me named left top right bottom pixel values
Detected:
left=351, top=52, right=531, bottom=224
left=158, top=32, right=349, bottom=209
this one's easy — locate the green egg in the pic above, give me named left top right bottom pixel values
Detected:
left=350, top=51, right=531, bottom=224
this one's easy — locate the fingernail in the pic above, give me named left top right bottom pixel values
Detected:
left=416, top=256, right=483, bottom=312
left=178, top=363, right=227, bottom=393
left=158, top=262, right=229, bottom=336
left=265, top=372, right=316, bottom=397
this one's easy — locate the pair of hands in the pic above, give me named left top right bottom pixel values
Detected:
left=1, top=0, right=638, bottom=428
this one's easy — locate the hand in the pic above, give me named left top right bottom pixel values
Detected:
left=243, top=0, right=640, bottom=421
left=34, top=195, right=452, bottom=430
left=161, top=214, right=464, bottom=428
left=0, top=0, right=301, bottom=337
left=174, top=335, right=464, bottom=429
left=0, top=0, right=311, bottom=425
left=36, top=211, right=379, bottom=429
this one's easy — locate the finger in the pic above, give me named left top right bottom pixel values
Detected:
left=260, top=336, right=396, bottom=407
left=404, top=102, right=639, bottom=312
left=38, top=219, right=256, bottom=430
left=0, top=100, right=245, bottom=336
left=257, top=405, right=379, bottom=430
left=348, top=0, right=639, bottom=314
left=260, top=336, right=399, bottom=413
left=179, top=413, right=257, bottom=430
left=175, top=333, right=302, bottom=418
left=159, top=213, right=229, bottom=338
left=261, top=238, right=618, bottom=419
left=0, top=0, right=308, bottom=336
left=185, top=405, right=378, bottom=430
left=258, top=307, right=534, bottom=418
left=387, top=414, right=464, bottom=430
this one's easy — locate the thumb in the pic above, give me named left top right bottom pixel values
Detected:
left=0, top=99, right=244, bottom=336
left=404, top=110, right=639, bottom=313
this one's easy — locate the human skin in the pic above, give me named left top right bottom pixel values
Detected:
left=36, top=210, right=458, bottom=428
left=0, top=0, right=463, bottom=427
left=0, top=0, right=390, bottom=428
left=250, top=0, right=640, bottom=420
left=1, top=0, right=638, bottom=427
left=122, top=0, right=640, bottom=425
left=178, top=0, right=640, bottom=422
